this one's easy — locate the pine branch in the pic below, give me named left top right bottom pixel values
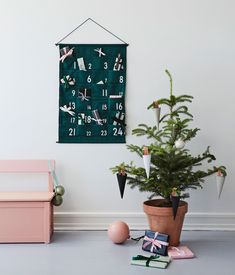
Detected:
left=132, top=124, right=162, bottom=141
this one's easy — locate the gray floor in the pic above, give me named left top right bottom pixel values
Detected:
left=0, top=231, right=234, bottom=275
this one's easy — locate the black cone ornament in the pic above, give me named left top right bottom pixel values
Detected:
left=116, top=171, right=127, bottom=199
left=171, top=188, right=180, bottom=220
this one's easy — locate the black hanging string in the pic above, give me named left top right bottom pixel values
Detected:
left=55, top=18, right=128, bottom=46
left=131, top=235, right=145, bottom=242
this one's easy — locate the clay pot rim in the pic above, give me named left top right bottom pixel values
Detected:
left=143, top=198, right=187, bottom=208
left=143, top=199, right=188, bottom=208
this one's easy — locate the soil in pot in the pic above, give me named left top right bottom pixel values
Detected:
left=143, top=199, right=188, bottom=246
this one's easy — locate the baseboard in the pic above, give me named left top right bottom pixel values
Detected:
left=54, top=212, right=235, bottom=231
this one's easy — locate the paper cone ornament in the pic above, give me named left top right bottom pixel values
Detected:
left=116, top=173, right=127, bottom=199
left=143, top=154, right=151, bottom=178
left=171, top=195, right=180, bottom=220
left=154, top=107, right=161, bottom=128
left=216, top=174, right=225, bottom=199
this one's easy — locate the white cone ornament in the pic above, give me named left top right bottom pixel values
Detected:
left=153, top=101, right=161, bottom=129
left=155, top=107, right=161, bottom=129
left=216, top=170, right=225, bottom=199
left=175, top=138, right=185, bottom=149
left=143, top=147, right=151, bottom=178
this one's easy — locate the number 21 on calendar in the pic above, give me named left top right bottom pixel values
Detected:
left=69, top=128, right=76, bottom=136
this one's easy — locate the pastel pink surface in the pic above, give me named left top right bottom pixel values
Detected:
left=0, top=160, right=55, bottom=243
left=0, top=201, right=53, bottom=243
left=0, top=192, right=54, bottom=201
left=0, top=160, right=55, bottom=172
left=168, top=246, right=194, bottom=259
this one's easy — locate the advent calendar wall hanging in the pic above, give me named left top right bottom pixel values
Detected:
left=56, top=18, right=128, bottom=143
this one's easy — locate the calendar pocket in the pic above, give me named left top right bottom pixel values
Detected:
left=76, top=71, right=93, bottom=84
left=60, top=71, right=77, bottom=91
left=92, top=70, right=109, bottom=85
left=90, top=58, right=110, bottom=70
left=108, top=96, right=125, bottom=111
left=68, top=125, right=93, bottom=137
left=91, top=125, right=108, bottom=137
left=91, top=84, right=108, bottom=98
left=106, top=83, right=125, bottom=96
left=76, top=125, right=87, bottom=137
left=108, top=111, right=125, bottom=125
left=60, top=57, right=75, bottom=71
left=92, top=98, right=108, bottom=112
left=108, top=71, right=125, bottom=84
left=65, top=125, right=84, bottom=137
left=108, top=125, right=125, bottom=137
left=76, top=99, right=92, bottom=112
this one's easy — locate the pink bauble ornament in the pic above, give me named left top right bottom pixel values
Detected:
left=108, top=221, right=130, bottom=244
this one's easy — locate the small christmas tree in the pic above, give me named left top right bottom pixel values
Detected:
left=111, top=70, right=226, bottom=206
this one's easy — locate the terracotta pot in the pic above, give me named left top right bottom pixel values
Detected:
left=143, top=199, right=188, bottom=246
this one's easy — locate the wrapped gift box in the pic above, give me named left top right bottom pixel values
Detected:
left=131, top=254, right=171, bottom=269
left=168, top=246, right=194, bottom=259
left=142, top=230, right=169, bottom=256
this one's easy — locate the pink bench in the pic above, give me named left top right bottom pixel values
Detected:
left=0, top=160, right=55, bottom=243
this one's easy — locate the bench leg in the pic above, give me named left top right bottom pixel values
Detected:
left=44, top=202, right=51, bottom=244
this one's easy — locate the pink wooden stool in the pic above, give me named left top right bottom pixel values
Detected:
left=0, top=160, right=55, bottom=243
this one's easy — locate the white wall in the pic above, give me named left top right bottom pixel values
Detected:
left=0, top=0, right=234, bottom=230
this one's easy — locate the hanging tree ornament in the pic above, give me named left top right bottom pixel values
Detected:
left=171, top=188, right=180, bottom=220
left=216, top=170, right=226, bottom=199
left=60, top=105, right=75, bottom=116
left=60, top=75, right=76, bottom=89
left=143, top=147, right=151, bottom=179
left=77, top=57, right=87, bottom=71
left=94, top=48, right=106, bottom=57
left=77, top=113, right=85, bottom=125
left=112, top=112, right=126, bottom=126
left=153, top=101, right=161, bottom=129
left=113, top=53, right=124, bottom=71
left=175, top=138, right=185, bottom=149
left=91, top=109, right=103, bottom=125
left=116, top=169, right=127, bottom=199
left=78, top=88, right=91, bottom=101
left=60, top=46, right=74, bottom=63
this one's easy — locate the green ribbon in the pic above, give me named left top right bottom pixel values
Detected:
left=132, top=255, right=168, bottom=267
left=48, top=160, right=59, bottom=187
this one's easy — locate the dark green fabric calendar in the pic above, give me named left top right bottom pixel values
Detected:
left=58, top=44, right=127, bottom=143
